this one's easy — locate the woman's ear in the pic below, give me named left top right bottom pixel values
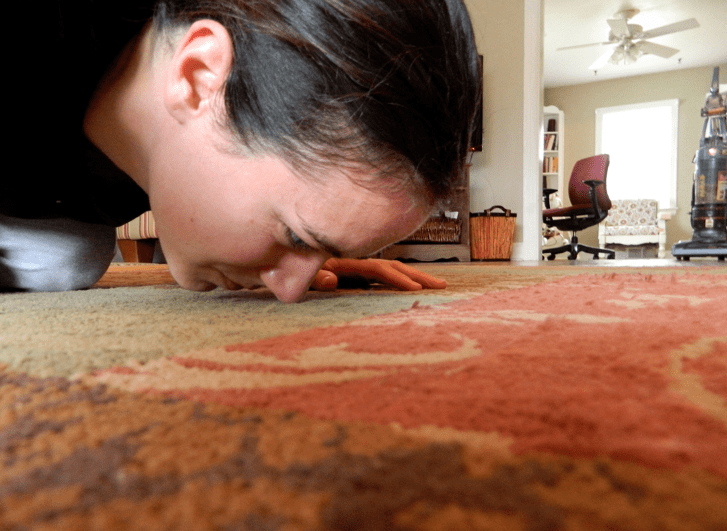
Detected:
left=164, top=19, right=233, bottom=123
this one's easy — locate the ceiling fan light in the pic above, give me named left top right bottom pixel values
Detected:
left=624, top=48, right=640, bottom=64
left=609, top=49, right=624, bottom=65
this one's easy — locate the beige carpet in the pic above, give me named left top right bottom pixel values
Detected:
left=1, top=261, right=724, bottom=378
left=0, top=263, right=580, bottom=377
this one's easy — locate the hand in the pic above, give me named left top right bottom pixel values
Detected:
left=311, top=258, right=447, bottom=292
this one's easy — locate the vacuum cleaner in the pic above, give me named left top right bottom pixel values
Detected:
left=672, top=67, right=727, bottom=261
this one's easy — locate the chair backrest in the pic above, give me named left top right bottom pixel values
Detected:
left=605, top=199, right=659, bottom=227
left=568, top=154, right=611, bottom=211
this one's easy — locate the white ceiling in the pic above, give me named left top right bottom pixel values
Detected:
left=544, top=0, right=727, bottom=88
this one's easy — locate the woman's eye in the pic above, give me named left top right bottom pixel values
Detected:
left=287, top=228, right=312, bottom=251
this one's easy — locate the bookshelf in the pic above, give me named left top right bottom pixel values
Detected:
left=543, top=105, right=564, bottom=198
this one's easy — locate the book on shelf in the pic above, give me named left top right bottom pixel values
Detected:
left=542, top=155, right=559, bottom=173
left=543, top=133, right=558, bottom=151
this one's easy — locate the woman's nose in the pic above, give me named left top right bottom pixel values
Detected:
left=259, top=253, right=327, bottom=303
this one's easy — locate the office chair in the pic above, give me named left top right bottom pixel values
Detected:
left=542, top=154, right=615, bottom=260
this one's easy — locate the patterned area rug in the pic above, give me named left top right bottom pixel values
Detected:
left=2, top=264, right=726, bottom=530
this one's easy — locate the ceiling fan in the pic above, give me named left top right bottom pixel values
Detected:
left=557, top=8, right=700, bottom=71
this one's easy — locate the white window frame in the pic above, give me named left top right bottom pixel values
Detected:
left=595, top=99, right=679, bottom=213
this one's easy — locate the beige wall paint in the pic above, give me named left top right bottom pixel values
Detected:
left=465, top=0, right=527, bottom=243
left=545, top=63, right=727, bottom=250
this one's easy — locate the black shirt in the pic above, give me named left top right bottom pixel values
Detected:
left=2, top=0, right=155, bottom=226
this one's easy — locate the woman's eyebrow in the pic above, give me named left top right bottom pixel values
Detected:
left=300, top=221, right=344, bottom=258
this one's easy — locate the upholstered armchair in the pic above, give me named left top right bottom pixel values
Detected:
left=116, top=211, right=158, bottom=263
left=598, top=199, right=669, bottom=258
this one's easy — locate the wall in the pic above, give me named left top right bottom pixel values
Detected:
left=465, top=0, right=531, bottom=255
left=545, top=63, right=727, bottom=250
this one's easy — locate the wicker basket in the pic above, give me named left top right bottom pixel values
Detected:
left=469, top=206, right=517, bottom=260
left=402, top=215, right=462, bottom=244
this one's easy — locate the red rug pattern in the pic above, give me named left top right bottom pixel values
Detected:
left=4, top=270, right=727, bottom=531
left=92, top=273, right=727, bottom=477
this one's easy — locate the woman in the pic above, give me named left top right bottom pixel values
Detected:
left=1, top=0, right=480, bottom=302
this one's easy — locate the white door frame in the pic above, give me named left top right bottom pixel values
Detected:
left=519, top=0, right=543, bottom=261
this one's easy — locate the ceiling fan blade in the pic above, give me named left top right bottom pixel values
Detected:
left=639, top=18, right=699, bottom=39
left=589, top=49, right=615, bottom=70
left=607, top=17, right=631, bottom=37
left=557, top=41, right=611, bottom=51
left=635, top=40, right=679, bottom=59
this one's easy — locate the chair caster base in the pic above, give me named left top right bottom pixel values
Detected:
left=542, top=239, right=615, bottom=261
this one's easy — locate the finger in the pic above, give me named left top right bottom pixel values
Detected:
left=371, top=266, right=423, bottom=291
left=387, top=261, right=448, bottom=289
left=322, top=258, right=417, bottom=289
left=320, top=257, right=350, bottom=273
left=322, top=258, right=445, bottom=291
left=311, top=269, right=338, bottom=291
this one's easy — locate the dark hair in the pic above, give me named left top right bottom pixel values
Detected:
left=154, top=0, right=480, bottom=203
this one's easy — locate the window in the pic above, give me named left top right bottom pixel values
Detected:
left=595, top=99, right=678, bottom=211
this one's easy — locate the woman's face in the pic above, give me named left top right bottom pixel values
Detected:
left=148, top=128, right=429, bottom=303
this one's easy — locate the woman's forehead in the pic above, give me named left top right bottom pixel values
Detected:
left=290, top=175, right=430, bottom=257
